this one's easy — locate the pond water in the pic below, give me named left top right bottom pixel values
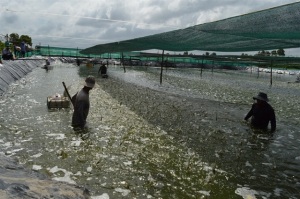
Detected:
left=0, top=61, right=299, bottom=199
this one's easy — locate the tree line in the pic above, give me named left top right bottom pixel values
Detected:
left=0, top=33, right=32, bottom=50
left=182, top=49, right=285, bottom=57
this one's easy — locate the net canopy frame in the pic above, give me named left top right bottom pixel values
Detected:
left=80, top=2, right=300, bottom=55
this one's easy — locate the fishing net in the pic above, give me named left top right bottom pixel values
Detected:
left=80, top=2, right=300, bottom=54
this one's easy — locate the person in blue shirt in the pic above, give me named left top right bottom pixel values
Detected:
left=20, top=41, right=26, bottom=58
left=244, top=92, right=276, bottom=133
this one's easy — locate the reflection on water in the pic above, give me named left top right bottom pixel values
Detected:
left=0, top=62, right=299, bottom=198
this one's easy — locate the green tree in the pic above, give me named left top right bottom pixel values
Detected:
left=19, top=35, right=32, bottom=46
left=9, top=33, right=20, bottom=44
left=0, top=41, right=4, bottom=51
left=260, top=50, right=265, bottom=56
left=257, top=50, right=270, bottom=56
left=271, top=50, right=277, bottom=56
left=257, top=49, right=285, bottom=57
left=277, top=48, right=285, bottom=56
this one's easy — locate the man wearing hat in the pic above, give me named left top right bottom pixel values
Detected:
left=244, top=92, right=276, bottom=132
left=98, top=63, right=108, bottom=78
left=71, top=76, right=95, bottom=130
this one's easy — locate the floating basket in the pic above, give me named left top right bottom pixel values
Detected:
left=47, top=96, right=70, bottom=109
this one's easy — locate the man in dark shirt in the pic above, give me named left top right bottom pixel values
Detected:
left=2, top=44, right=14, bottom=60
left=98, top=64, right=108, bottom=78
left=244, top=92, right=276, bottom=133
left=72, top=76, right=95, bottom=131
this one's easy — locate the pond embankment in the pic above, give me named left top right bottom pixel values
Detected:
left=0, top=59, right=44, bottom=95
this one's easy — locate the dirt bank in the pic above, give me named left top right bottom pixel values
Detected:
left=0, top=154, right=89, bottom=199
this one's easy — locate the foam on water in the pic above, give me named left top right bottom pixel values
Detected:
left=32, top=164, right=42, bottom=171
left=46, top=133, right=66, bottom=140
left=114, top=188, right=131, bottom=196
left=31, top=153, right=43, bottom=158
left=49, top=166, right=76, bottom=184
left=91, top=193, right=110, bottom=199
left=235, top=187, right=258, bottom=199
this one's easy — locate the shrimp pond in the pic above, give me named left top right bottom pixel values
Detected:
left=0, top=60, right=299, bottom=199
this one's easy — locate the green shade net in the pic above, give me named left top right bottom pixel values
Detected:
left=81, top=2, right=300, bottom=54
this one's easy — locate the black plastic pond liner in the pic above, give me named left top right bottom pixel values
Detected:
left=0, top=60, right=43, bottom=95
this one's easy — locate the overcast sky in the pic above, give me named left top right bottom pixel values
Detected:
left=0, top=0, right=299, bottom=56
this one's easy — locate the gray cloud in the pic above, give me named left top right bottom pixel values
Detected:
left=0, top=0, right=299, bottom=55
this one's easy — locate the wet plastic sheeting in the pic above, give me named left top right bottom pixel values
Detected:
left=7, top=61, right=32, bottom=75
left=22, top=60, right=37, bottom=69
left=3, top=64, right=23, bottom=80
left=0, top=60, right=43, bottom=95
left=0, top=67, right=15, bottom=85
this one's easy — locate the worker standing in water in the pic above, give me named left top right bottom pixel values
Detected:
left=98, top=63, right=108, bottom=78
left=244, top=92, right=276, bottom=133
left=71, top=76, right=95, bottom=132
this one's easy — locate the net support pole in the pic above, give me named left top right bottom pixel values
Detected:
left=160, top=50, right=165, bottom=85
left=270, top=60, right=273, bottom=86
left=122, top=52, right=126, bottom=73
left=130, top=56, right=132, bottom=67
left=201, top=57, right=204, bottom=78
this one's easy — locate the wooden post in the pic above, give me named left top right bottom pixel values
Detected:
left=270, top=61, right=273, bottom=86
left=160, top=50, right=165, bottom=85
left=122, top=52, right=126, bottom=73
left=201, top=57, right=204, bottom=78
left=62, top=82, right=74, bottom=106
